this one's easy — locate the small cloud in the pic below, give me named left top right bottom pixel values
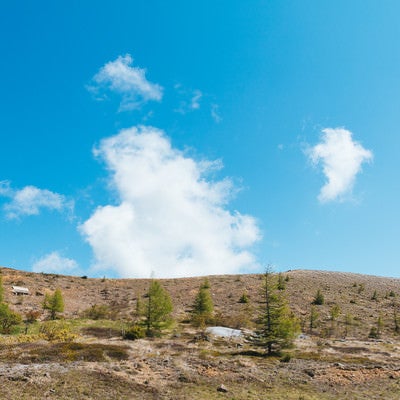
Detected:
left=307, top=127, right=373, bottom=203
left=0, top=182, right=73, bottom=219
left=190, top=90, right=202, bottom=110
left=32, top=251, right=81, bottom=275
left=0, top=180, right=12, bottom=196
left=80, top=125, right=261, bottom=278
left=211, top=104, right=222, bottom=123
left=88, top=54, right=163, bottom=111
left=173, top=86, right=203, bottom=114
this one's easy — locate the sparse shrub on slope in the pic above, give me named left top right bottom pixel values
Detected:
left=40, top=320, right=77, bottom=342
left=312, top=289, right=324, bottom=305
left=239, top=292, right=249, bottom=303
left=0, top=303, right=22, bottom=334
left=82, top=304, right=111, bottom=320
left=123, top=324, right=145, bottom=340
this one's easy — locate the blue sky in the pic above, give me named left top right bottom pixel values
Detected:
left=0, top=1, right=399, bottom=278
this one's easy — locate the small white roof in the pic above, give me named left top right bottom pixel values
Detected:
left=12, top=286, right=29, bottom=293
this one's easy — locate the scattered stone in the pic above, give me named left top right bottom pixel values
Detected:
left=217, top=384, right=228, bottom=392
left=333, top=362, right=344, bottom=368
left=304, top=369, right=315, bottom=378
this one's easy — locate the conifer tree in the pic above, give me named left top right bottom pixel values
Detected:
left=192, top=281, right=214, bottom=327
left=254, top=268, right=299, bottom=355
left=43, top=288, right=64, bottom=320
left=277, top=272, right=286, bottom=290
left=144, top=280, right=173, bottom=336
left=312, top=289, right=324, bottom=305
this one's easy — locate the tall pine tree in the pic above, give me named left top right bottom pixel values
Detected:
left=254, top=269, right=299, bottom=355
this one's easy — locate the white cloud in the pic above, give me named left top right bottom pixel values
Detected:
left=89, top=54, right=163, bottom=111
left=0, top=180, right=12, bottom=196
left=0, top=182, right=72, bottom=219
left=190, top=90, right=202, bottom=110
left=174, top=87, right=203, bottom=114
left=80, top=125, right=260, bottom=278
left=211, top=104, right=222, bottom=123
left=308, top=128, right=373, bottom=203
left=32, top=251, right=81, bottom=275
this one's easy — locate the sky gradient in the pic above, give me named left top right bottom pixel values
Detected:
left=1, top=1, right=399, bottom=278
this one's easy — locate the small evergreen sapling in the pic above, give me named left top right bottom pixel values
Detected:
left=43, top=288, right=64, bottom=320
left=312, top=289, right=325, bottom=305
left=239, top=292, right=249, bottom=304
left=144, top=280, right=173, bottom=337
left=192, top=280, right=214, bottom=327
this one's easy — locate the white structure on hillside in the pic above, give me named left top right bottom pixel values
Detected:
left=12, top=286, right=30, bottom=295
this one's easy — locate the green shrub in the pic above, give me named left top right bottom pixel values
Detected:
left=312, top=289, right=324, bottom=305
left=39, top=320, right=77, bottom=342
left=0, top=303, right=22, bottom=334
left=239, top=292, right=249, bottom=303
left=280, top=353, right=291, bottom=363
left=369, top=326, right=378, bottom=339
left=82, top=304, right=111, bottom=320
left=123, top=324, right=145, bottom=340
left=25, top=310, right=41, bottom=323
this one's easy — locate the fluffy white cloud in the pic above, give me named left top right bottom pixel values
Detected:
left=0, top=182, right=72, bottom=219
left=80, top=126, right=261, bottom=278
left=89, top=54, right=163, bottom=110
left=32, top=251, right=81, bottom=275
left=308, top=128, right=373, bottom=203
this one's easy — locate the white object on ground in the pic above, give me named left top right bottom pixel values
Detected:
left=205, top=326, right=242, bottom=337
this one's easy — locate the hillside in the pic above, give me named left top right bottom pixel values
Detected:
left=1, top=267, right=400, bottom=399
left=3, top=267, right=400, bottom=338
